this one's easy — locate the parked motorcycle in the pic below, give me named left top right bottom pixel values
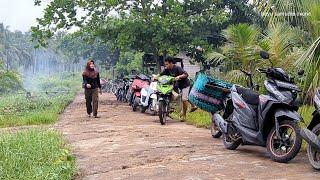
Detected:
left=139, top=80, right=158, bottom=114
left=213, top=51, right=302, bottom=163
left=210, top=69, right=260, bottom=139
left=115, top=78, right=130, bottom=102
left=300, top=89, right=320, bottom=169
left=131, top=74, right=150, bottom=111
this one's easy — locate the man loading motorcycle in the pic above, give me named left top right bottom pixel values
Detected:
left=158, top=56, right=197, bottom=121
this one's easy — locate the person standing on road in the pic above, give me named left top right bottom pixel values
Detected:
left=82, top=59, right=102, bottom=118
left=159, top=56, right=197, bottom=121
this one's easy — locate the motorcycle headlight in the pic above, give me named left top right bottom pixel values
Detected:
left=159, top=79, right=168, bottom=85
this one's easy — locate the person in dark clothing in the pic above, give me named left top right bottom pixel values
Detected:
left=159, top=56, right=197, bottom=121
left=83, top=60, right=102, bottom=118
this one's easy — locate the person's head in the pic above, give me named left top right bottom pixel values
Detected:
left=83, top=59, right=98, bottom=78
left=86, top=60, right=95, bottom=71
left=164, top=56, right=175, bottom=70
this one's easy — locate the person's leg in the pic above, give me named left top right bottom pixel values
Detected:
left=92, top=88, right=100, bottom=117
left=189, top=102, right=198, bottom=112
left=181, top=87, right=190, bottom=121
left=187, top=86, right=198, bottom=112
left=85, top=89, right=93, bottom=116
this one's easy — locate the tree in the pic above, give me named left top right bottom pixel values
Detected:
left=255, top=0, right=320, bottom=102
left=32, top=0, right=236, bottom=71
left=222, top=23, right=261, bottom=71
left=0, top=24, right=34, bottom=71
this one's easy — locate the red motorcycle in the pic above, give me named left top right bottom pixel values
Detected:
left=130, top=74, right=150, bottom=111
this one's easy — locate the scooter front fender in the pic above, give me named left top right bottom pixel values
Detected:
left=300, top=128, right=320, bottom=150
left=212, top=113, right=228, bottom=134
left=274, top=109, right=303, bottom=122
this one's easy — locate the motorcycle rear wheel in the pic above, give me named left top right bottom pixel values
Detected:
left=140, top=106, right=148, bottom=113
left=223, top=133, right=241, bottom=150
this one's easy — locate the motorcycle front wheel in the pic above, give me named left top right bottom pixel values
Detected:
left=132, top=96, right=140, bottom=112
left=267, top=120, right=302, bottom=163
left=158, top=100, right=167, bottom=125
left=307, top=123, right=320, bottom=170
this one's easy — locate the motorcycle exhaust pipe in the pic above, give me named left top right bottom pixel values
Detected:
left=212, top=113, right=228, bottom=134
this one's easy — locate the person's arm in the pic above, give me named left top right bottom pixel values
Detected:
left=97, top=73, right=101, bottom=89
left=175, top=67, right=188, bottom=80
left=83, top=75, right=88, bottom=85
left=159, top=69, right=167, bottom=76
left=97, top=73, right=102, bottom=94
left=83, top=74, right=91, bottom=88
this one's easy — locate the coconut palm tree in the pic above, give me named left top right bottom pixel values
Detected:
left=221, top=23, right=261, bottom=71
left=260, top=23, right=304, bottom=69
left=255, top=0, right=320, bottom=102
left=0, top=24, right=34, bottom=71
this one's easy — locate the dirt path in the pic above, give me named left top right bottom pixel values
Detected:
left=56, top=93, right=320, bottom=180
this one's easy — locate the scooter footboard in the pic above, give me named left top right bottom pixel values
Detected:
left=212, top=113, right=228, bottom=134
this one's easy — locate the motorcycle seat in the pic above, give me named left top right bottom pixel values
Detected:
left=236, top=86, right=259, bottom=105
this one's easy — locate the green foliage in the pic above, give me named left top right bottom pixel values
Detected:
left=0, top=73, right=80, bottom=127
left=0, top=129, right=75, bottom=180
left=221, top=23, right=261, bottom=71
left=0, top=24, right=35, bottom=70
left=0, top=60, right=22, bottom=93
left=115, top=52, right=143, bottom=76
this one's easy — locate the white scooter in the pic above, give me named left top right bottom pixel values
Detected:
left=139, top=81, right=158, bottom=114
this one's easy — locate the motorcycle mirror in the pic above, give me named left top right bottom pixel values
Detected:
left=298, top=69, right=305, bottom=76
left=260, top=51, right=270, bottom=59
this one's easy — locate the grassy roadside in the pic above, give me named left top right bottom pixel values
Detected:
left=0, top=73, right=80, bottom=179
left=0, top=129, right=75, bottom=180
left=0, top=73, right=80, bottom=128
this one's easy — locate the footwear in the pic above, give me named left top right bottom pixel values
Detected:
left=94, top=115, right=101, bottom=118
left=87, top=114, right=92, bottom=117
left=179, top=115, right=186, bottom=122
left=190, top=107, right=198, bottom=113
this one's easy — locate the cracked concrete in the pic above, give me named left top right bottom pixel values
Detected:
left=56, top=92, right=320, bottom=180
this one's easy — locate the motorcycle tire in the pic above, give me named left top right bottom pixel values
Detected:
left=223, top=133, right=241, bottom=150
left=307, top=123, right=320, bottom=169
left=140, top=106, right=148, bottom=113
left=158, top=100, right=167, bottom=125
left=132, top=96, right=140, bottom=112
left=267, top=120, right=302, bottom=163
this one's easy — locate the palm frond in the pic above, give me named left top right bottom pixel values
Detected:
left=295, top=36, right=320, bottom=101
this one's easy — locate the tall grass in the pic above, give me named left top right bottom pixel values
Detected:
left=0, top=129, right=75, bottom=180
left=0, top=73, right=80, bottom=128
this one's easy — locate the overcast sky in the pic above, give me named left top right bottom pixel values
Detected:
left=0, top=0, right=46, bottom=32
